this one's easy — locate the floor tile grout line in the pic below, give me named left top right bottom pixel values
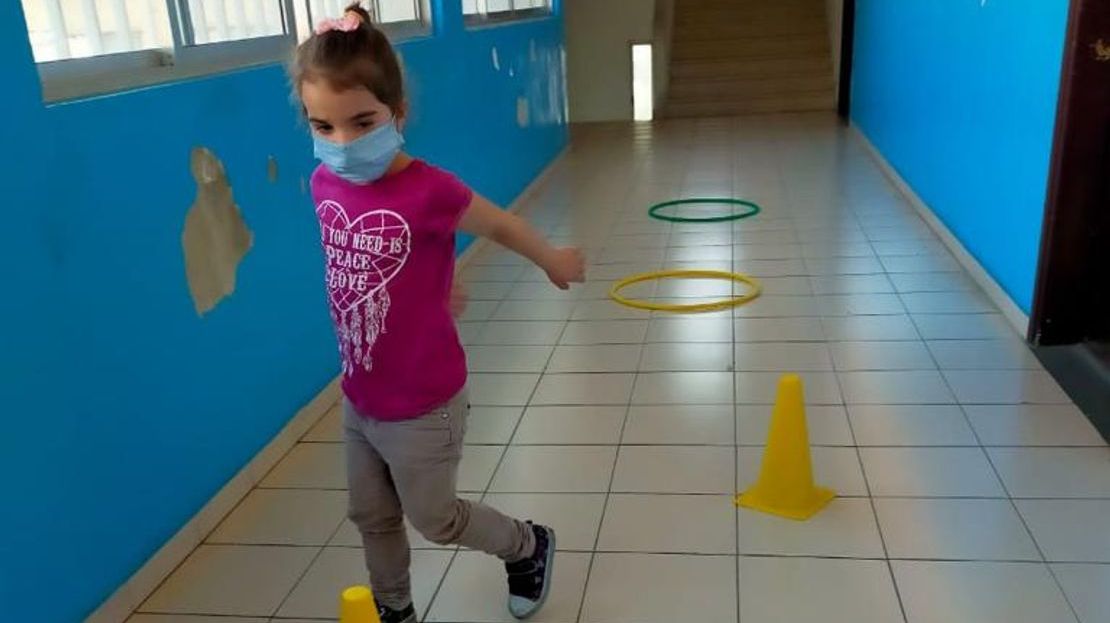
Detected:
left=571, top=396, right=634, bottom=623
left=420, top=291, right=573, bottom=622
left=264, top=439, right=1110, bottom=448
left=855, top=212, right=914, bottom=623
left=268, top=543, right=329, bottom=620
left=731, top=181, right=743, bottom=623
left=573, top=164, right=675, bottom=623
left=419, top=156, right=603, bottom=620
left=899, top=288, right=1085, bottom=623
left=133, top=399, right=350, bottom=617
left=175, top=544, right=1110, bottom=566
left=425, top=153, right=569, bottom=618
left=289, top=436, right=1102, bottom=452
left=251, top=485, right=1110, bottom=504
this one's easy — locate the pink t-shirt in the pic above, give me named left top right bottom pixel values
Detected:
left=312, top=160, right=473, bottom=421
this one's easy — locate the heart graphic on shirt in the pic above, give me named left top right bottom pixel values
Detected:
left=317, top=200, right=411, bottom=313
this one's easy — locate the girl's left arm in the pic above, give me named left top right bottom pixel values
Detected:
left=458, top=193, right=585, bottom=289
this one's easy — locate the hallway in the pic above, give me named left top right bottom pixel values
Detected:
left=130, top=115, right=1109, bottom=623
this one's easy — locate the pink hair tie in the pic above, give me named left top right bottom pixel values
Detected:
left=315, top=12, right=362, bottom=35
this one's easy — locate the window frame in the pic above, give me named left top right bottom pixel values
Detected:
left=463, top=0, right=552, bottom=27
left=368, top=0, right=432, bottom=41
left=295, top=1, right=431, bottom=43
left=169, top=0, right=298, bottom=72
left=37, top=48, right=174, bottom=102
left=31, top=0, right=430, bottom=103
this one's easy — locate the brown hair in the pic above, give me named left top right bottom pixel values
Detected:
left=291, top=2, right=405, bottom=116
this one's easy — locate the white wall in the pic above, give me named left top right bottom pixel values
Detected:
left=564, top=0, right=655, bottom=122
left=826, top=0, right=844, bottom=86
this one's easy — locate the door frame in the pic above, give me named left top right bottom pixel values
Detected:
left=837, top=0, right=856, bottom=120
left=1030, top=0, right=1110, bottom=344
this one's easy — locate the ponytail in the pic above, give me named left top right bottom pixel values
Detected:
left=291, top=2, right=406, bottom=116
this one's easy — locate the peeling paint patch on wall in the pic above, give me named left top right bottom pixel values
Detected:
left=182, top=147, right=253, bottom=316
left=520, top=42, right=567, bottom=129
left=267, top=155, right=279, bottom=183
left=516, top=96, right=530, bottom=127
left=491, top=46, right=501, bottom=71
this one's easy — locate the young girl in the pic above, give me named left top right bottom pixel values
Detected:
left=292, top=4, right=585, bottom=622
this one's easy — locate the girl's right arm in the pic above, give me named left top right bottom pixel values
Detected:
left=458, top=194, right=586, bottom=289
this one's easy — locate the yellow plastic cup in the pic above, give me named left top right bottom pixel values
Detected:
left=340, top=585, right=381, bottom=623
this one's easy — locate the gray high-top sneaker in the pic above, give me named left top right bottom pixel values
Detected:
left=504, top=522, right=556, bottom=619
left=378, top=602, right=417, bottom=623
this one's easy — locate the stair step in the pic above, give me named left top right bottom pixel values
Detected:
left=670, top=56, right=832, bottom=80
left=675, top=20, right=828, bottom=41
left=678, top=0, right=823, bottom=6
left=668, top=83, right=835, bottom=104
left=669, top=74, right=834, bottom=99
left=676, top=0, right=825, bottom=11
left=673, top=35, right=829, bottom=61
left=679, top=0, right=822, bottom=4
left=663, top=93, right=835, bottom=118
left=676, top=4, right=825, bottom=25
left=664, top=0, right=833, bottom=117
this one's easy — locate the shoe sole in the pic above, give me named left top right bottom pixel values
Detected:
left=387, top=609, right=417, bottom=623
left=511, top=527, right=556, bottom=620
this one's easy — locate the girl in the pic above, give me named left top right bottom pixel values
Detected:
left=291, top=4, right=585, bottom=622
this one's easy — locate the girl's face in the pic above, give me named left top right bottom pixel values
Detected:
left=302, top=80, right=396, bottom=145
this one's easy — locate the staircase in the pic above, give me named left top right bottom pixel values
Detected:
left=662, top=0, right=836, bottom=118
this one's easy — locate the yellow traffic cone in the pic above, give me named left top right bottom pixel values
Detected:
left=735, top=374, right=835, bottom=520
left=340, top=585, right=381, bottom=623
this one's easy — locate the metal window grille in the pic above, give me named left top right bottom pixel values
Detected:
left=463, top=0, right=551, bottom=22
left=21, top=0, right=428, bottom=100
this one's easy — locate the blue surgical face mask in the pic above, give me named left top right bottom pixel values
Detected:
left=313, top=119, right=405, bottom=184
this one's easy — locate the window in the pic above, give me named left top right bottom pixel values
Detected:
left=22, top=1, right=174, bottom=63
left=21, top=1, right=427, bottom=101
left=372, top=0, right=422, bottom=23
left=296, top=1, right=429, bottom=42
left=298, top=0, right=425, bottom=30
left=171, top=1, right=298, bottom=72
left=185, top=0, right=290, bottom=45
left=463, top=0, right=551, bottom=25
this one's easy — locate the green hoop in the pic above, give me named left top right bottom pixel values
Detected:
left=648, top=198, right=762, bottom=223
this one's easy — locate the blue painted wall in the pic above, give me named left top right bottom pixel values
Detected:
left=0, top=1, right=566, bottom=620
left=851, top=0, right=1069, bottom=313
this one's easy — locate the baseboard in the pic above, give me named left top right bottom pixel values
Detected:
left=1035, top=344, right=1110, bottom=443
left=456, top=146, right=568, bottom=267
left=852, top=126, right=1031, bottom=338
left=84, top=377, right=341, bottom=623
left=86, top=147, right=568, bottom=623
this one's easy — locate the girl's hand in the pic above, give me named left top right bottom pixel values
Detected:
left=450, top=275, right=468, bottom=318
left=544, top=247, right=586, bottom=290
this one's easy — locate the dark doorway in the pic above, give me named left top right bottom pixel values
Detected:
left=836, top=0, right=855, bottom=120
left=1031, top=0, right=1110, bottom=440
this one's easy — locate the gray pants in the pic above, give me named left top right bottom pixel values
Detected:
left=343, top=390, right=535, bottom=610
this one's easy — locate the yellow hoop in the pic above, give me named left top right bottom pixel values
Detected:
left=609, top=269, right=763, bottom=313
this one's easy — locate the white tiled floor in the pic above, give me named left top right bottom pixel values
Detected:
left=130, top=116, right=1110, bottom=622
